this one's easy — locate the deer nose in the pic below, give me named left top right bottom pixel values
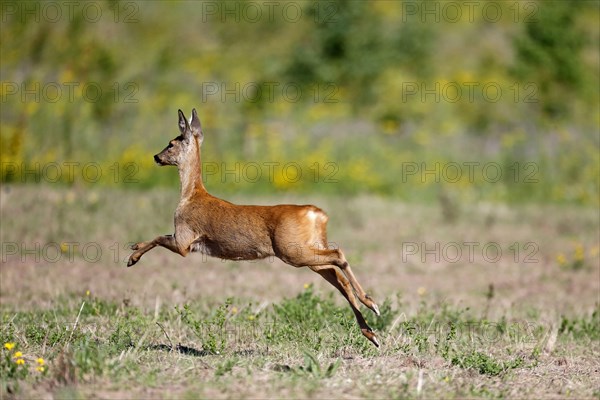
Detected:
left=154, top=154, right=161, bottom=164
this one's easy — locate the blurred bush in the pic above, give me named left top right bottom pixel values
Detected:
left=0, top=0, right=598, bottom=205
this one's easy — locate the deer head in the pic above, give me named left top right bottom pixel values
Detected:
left=154, top=109, right=203, bottom=167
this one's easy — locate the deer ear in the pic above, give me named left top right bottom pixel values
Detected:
left=178, top=109, right=189, bottom=134
left=190, top=108, right=203, bottom=139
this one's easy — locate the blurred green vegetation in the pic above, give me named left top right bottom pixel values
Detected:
left=1, top=0, right=598, bottom=205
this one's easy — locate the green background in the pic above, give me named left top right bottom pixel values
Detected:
left=1, top=0, right=598, bottom=205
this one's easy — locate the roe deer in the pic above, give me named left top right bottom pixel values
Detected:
left=127, top=109, right=381, bottom=346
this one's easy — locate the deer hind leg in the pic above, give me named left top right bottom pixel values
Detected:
left=309, top=265, right=379, bottom=347
left=127, top=234, right=183, bottom=267
left=276, top=208, right=379, bottom=315
left=310, top=247, right=380, bottom=317
left=300, top=209, right=380, bottom=316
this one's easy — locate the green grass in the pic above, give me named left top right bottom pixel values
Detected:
left=559, top=310, right=600, bottom=341
left=1, top=290, right=598, bottom=398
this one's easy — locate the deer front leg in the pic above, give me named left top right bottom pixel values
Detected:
left=127, top=234, right=184, bottom=267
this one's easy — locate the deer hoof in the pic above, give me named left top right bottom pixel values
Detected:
left=365, top=295, right=381, bottom=316
left=371, top=335, right=380, bottom=348
left=361, top=328, right=380, bottom=348
left=371, top=303, right=381, bottom=317
left=127, top=256, right=138, bottom=267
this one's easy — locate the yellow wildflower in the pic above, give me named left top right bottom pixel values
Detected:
left=36, top=366, right=45, bottom=372
left=417, top=287, right=427, bottom=296
left=574, top=244, right=585, bottom=262
left=247, top=315, right=255, bottom=321
left=65, top=191, right=76, bottom=204
left=87, top=192, right=99, bottom=205
left=37, top=358, right=45, bottom=365
left=303, top=283, right=310, bottom=289
left=3, top=342, right=15, bottom=351
left=86, top=290, right=90, bottom=297
left=13, top=351, right=23, bottom=358
left=15, top=359, right=25, bottom=365
left=556, top=253, right=567, bottom=266
left=231, top=307, right=238, bottom=314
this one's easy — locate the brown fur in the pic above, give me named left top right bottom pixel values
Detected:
left=128, top=109, right=380, bottom=346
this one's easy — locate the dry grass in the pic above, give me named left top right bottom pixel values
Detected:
left=1, top=185, right=599, bottom=399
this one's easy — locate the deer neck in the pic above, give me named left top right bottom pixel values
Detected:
left=178, top=139, right=206, bottom=199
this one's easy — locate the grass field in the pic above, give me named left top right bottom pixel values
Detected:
left=1, top=185, right=598, bottom=399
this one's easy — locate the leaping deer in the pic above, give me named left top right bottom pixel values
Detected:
left=127, top=109, right=381, bottom=346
